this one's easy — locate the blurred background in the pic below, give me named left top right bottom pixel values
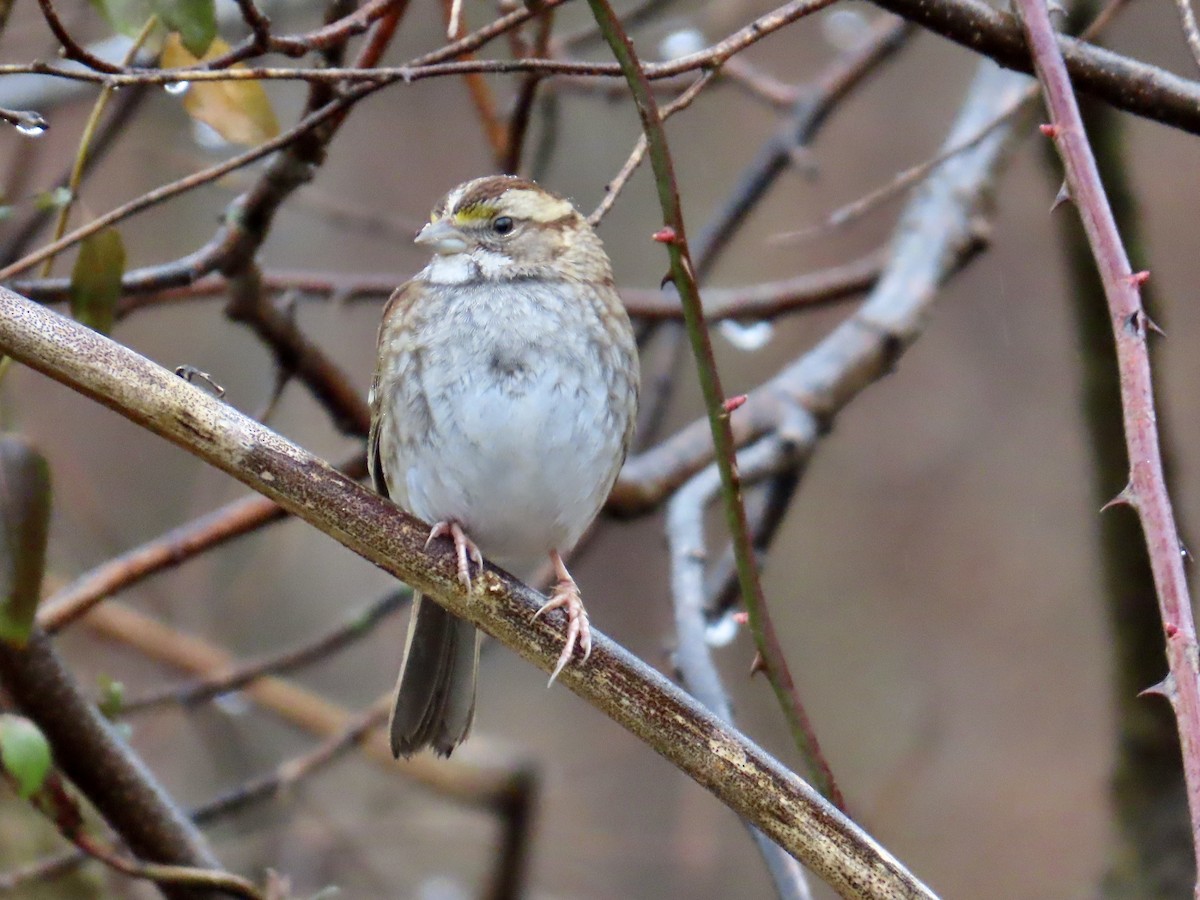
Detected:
left=2, top=0, right=1200, bottom=896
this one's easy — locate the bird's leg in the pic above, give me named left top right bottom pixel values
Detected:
left=532, top=549, right=592, bottom=684
left=426, top=520, right=483, bottom=592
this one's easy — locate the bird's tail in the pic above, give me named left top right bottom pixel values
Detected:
left=389, top=593, right=480, bottom=757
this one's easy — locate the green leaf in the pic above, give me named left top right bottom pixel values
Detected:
left=161, top=35, right=280, bottom=147
left=155, top=0, right=216, bottom=57
left=0, top=715, right=51, bottom=799
left=69, top=228, right=125, bottom=335
left=0, top=437, right=51, bottom=647
left=88, top=0, right=156, bottom=38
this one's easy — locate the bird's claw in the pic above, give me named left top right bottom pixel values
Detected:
left=426, top=520, right=483, bottom=592
left=533, top=577, right=591, bottom=685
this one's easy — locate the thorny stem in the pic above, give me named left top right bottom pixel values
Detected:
left=1014, top=0, right=1200, bottom=888
left=582, top=0, right=844, bottom=807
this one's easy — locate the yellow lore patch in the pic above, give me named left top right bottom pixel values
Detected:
left=451, top=204, right=498, bottom=225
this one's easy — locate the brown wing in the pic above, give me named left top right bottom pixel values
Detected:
left=367, top=281, right=423, bottom=501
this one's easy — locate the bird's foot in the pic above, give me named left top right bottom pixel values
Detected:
left=532, top=551, right=591, bottom=684
left=426, top=520, right=483, bottom=592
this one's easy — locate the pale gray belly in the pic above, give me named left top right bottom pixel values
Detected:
left=394, top=359, right=623, bottom=573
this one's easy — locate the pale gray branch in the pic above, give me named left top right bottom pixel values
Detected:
left=0, top=286, right=935, bottom=900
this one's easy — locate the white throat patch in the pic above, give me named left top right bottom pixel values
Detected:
left=422, top=249, right=511, bottom=284
left=423, top=254, right=474, bottom=285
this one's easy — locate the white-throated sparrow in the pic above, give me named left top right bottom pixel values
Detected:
left=369, top=175, right=640, bottom=757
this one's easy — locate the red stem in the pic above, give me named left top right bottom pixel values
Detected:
left=1015, top=0, right=1200, bottom=885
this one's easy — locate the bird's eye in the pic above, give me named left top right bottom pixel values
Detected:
left=492, top=216, right=514, bottom=235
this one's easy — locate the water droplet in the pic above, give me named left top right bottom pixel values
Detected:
left=14, top=116, right=47, bottom=138
left=705, top=610, right=741, bottom=647
left=658, top=26, right=706, bottom=61
left=720, top=319, right=775, bottom=351
left=213, top=691, right=250, bottom=716
left=164, top=80, right=189, bottom=95
left=822, top=5, right=871, bottom=51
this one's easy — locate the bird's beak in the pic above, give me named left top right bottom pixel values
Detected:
left=414, top=219, right=469, bottom=256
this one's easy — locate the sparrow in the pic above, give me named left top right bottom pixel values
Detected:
left=368, top=175, right=639, bottom=757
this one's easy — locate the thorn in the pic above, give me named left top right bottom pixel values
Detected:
left=723, top=395, right=747, bottom=414
left=1128, top=270, right=1150, bottom=287
left=1050, top=182, right=1071, bottom=212
left=732, top=611, right=749, bottom=625
left=1123, top=310, right=1164, bottom=339
left=749, top=651, right=767, bottom=677
left=1166, top=623, right=1179, bottom=638
left=1039, top=123, right=1060, bottom=138
left=1100, top=486, right=1134, bottom=512
left=1140, top=677, right=1172, bottom=699
left=1181, top=541, right=1191, bottom=563
left=652, top=226, right=678, bottom=244
left=175, top=365, right=226, bottom=398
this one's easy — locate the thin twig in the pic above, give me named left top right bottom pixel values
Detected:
left=774, top=0, right=1132, bottom=245
left=40, top=15, right=156, bottom=277
left=441, top=0, right=508, bottom=164
left=232, top=0, right=273, bottom=52
left=774, top=99, right=1023, bottom=244
left=38, top=454, right=368, bottom=632
left=502, top=7, right=557, bottom=175
left=589, top=73, right=715, bottom=225
left=193, top=696, right=391, bottom=822
left=692, top=14, right=912, bottom=277
left=0, top=83, right=149, bottom=266
left=12, top=0, right=1200, bottom=136
left=0, top=83, right=384, bottom=282
left=35, top=0, right=123, bottom=74
left=122, top=590, right=409, bottom=711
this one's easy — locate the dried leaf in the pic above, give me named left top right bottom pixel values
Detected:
left=0, top=715, right=50, bottom=800
left=0, top=437, right=50, bottom=647
left=69, top=228, right=125, bottom=335
left=161, top=35, right=280, bottom=147
left=156, top=0, right=216, bottom=57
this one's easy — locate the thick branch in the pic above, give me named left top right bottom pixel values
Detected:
left=0, top=628, right=223, bottom=899
left=0, top=288, right=934, bottom=900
